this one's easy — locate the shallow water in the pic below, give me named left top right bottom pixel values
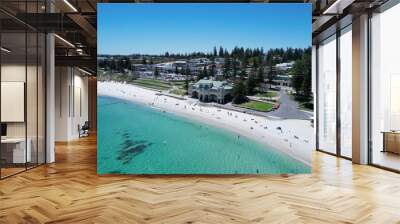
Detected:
left=97, top=96, right=310, bottom=174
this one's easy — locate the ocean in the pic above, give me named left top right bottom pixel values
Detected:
left=97, top=96, right=310, bottom=174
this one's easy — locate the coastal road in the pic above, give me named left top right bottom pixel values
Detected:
left=267, top=90, right=313, bottom=120
left=216, top=90, right=313, bottom=120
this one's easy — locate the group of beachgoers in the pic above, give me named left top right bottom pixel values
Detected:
left=145, top=94, right=310, bottom=148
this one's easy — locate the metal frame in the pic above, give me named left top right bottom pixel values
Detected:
left=315, top=44, right=319, bottom=151
left=367, top=10, right=373, bottom=166
left=336, top=23, right=341, bottom=157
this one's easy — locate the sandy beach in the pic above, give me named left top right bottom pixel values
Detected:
left=98, top=81, right=313, bottom=166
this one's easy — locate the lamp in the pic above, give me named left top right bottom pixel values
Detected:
left=63, top=0, right=78, bottom=12
left=1, top=47, right=11, bottom=53
left=54, top=34, right=75, bottom=48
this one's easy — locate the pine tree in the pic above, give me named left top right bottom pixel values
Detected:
left=223, top=57, right=231, bottom=78
left=256, top=66, right=264, bottom=85
left=233, top=58, right=238, bottom=77
left=291, top=53, right=311, bottom=99
left=267, top=63, right=275, bottom=89
left=219, top=46, right=224, bottom=57
left=154, top=67, right=160, bottom=78
left=198, top=66, right=208, bottom=80
left=232, top=80, right=248, bottom=104
left=246, top=74, right=257, bottom=95
left=239, top=69, right=246, bottom=78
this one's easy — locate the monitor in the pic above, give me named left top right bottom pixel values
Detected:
left=1, top=123, right=7, bottom=137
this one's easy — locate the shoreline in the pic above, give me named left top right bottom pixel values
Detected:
left=98, top=81, right=313, bottom=166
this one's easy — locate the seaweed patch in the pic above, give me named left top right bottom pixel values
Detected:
left=116, top=131, right=152, bottom=164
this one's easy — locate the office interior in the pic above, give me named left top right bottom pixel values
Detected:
left=0, top=0, right=97, bottom=179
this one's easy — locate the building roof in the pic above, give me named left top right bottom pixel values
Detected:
left=174, top=60, right=187, bottom=64
left=193, top=79, right=232, bottom=90
left=276, top=61, right=295, bottom=69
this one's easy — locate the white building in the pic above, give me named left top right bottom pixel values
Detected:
left=189, top=79, right=233, bottom=104
left=276, top=61, right=295, bottom=71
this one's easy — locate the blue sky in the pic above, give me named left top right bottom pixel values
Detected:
left=98, top=3, right=311, bottom=55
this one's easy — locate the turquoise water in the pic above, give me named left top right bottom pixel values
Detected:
left=98, top=96, right=310, bottom=174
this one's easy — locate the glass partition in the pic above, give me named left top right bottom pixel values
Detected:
left=0, top=1, right=46, bottom=179
left=317, top=35, right=337, bottom=154
left=339, top=26, right=352, bottom=158
left=370, top=3, right=400, bottom=171
left=1, top=31, right=28, bottom=177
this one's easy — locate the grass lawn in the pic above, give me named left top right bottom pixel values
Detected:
left=131, top=79, right=171, bottom=90
left=170, top=88, right=187, bottom=96
left=171, top=80, right=186, bottom=86
left=131, top=79, right=189, bottom=94
left=255, top=91, right=278, bottom=98
left=237, top=100, right=274, bottom=112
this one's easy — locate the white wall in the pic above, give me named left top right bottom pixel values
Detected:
left=55, top=67, right=89, bottom=141
left=1, top=63, right=46, bottom=164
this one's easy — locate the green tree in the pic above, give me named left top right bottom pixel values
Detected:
left=232, top=58, right=238, bottom=77
left=267, top=63, right=276, bottom=89
left=223, top=57, right=231, bottom=78
left=209, top=60, right=216, bottom=77
left=154, top=67, right=160, bottom=78
left=239, top=69, right=247, bottom=79
left=246, top=74, right=257, bottom=95
left=183, top=78, right=189, bottom=94
left=256, top=66, right=264, bottom=85
left=232, top=80, right=248, bottom=104
left=198, top=66, right=208, bottom=80
left=242, top=56, right=249, bottom=69
left=219, top=46, right=224, bottom=57
left=291, top=53, right=312, bottom=99
left=301, top=53, right=312, bottom=99
left=252, top=57, right=259, bottom=68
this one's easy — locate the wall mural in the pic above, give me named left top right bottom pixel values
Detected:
left=97, top=3, right=313, bottom=174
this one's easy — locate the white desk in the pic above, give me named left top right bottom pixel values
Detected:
left=1, top=138, right=31, bottom=163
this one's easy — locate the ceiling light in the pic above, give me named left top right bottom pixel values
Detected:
left=54, top=34, right=75, bottom=48
left=322, top=0, right=355, bottom=15
left=78, top=67, right=93, bottom=76
left=63, top=0, right=78, bottom=12
left=1, top=47, right=11, bottom=53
